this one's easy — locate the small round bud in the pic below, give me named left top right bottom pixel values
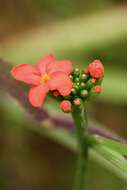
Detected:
left=80, top=90, right=88, bottom=98
left=76, top=82, right=80, bottom=86
left=80, top=73, right=88, bottom=81
left=86, top=60, right=104, bottom=79
left=73, top=98, right=81, bottom=106
left=60, top=100, right=71, bottom=113
left=93, top=85, right=102, bottom=93
left=75, top=68, right=80, bottom=72
left=73, top=68, right=80, bottom=77
left=75, top=77, right=80, bottom=82
left=80, top=82, right=86, bottom=89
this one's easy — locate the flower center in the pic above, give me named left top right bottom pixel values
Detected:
left=40, top=74, right=50, bottom=84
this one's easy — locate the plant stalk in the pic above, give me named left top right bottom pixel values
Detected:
left=72, top=102, right=89, bottom=190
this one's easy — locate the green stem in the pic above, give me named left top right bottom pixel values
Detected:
left=72, top=102, right=89, bottom=190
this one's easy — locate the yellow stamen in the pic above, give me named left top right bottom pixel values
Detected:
left=40, top=74, right=50, bottom=84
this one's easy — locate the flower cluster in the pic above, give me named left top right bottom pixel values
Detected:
left=11, top=54, right=104, bottom=112
left=59, top=59, right=104, bottom=112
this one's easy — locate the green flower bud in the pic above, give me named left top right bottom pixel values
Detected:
left=80, top=73, right=88, bottom=81
left=75, top=77, right=80, bottom=82
left=73, top=68, right=80, bottom=77
left=80, top=89, right=88, bottom=98
left=76, top=82, right=80, bottom=86
left=80, top=82, right=86, bottom=89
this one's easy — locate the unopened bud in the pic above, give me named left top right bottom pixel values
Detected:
left=73, top=68, right=80, bottom=77
left=73, top=98, right=81, bottom=106
left=75, top=77, right=80, bottom=82
left=80, top=82, right=86, bottom=89
left=80, top=90, right=88, bottom=98
left=80, top=73, right=88, bottom=81
left=93, top=85, right=102, bottom=93
left=60, top=100, right=71, bottom=113
left=87, top=60, right=104, bottom=79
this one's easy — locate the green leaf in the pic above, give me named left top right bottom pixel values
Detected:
left=93, top=144, right=127, bottom=180
left=97, top=137, right=127, bottom=156
left=27, top=124, right=127, bottom=181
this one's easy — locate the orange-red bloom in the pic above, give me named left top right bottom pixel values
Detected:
left=11, top=54, right=73, bottom=107
left=85, top=60, right=104, bottom=79
left=60, top=100, right=71, bottom=112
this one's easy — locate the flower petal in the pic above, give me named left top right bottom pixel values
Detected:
left=28, top=85, right=49, bottom=107
left=11, top=64, right=40, bottom=85
left=49, top=72, right=72, bottom=96
left=36, top=54, right=55, bottom=74
left=48, top=60, right=73, bottom=75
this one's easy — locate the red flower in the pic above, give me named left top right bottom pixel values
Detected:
left=85, top=60, right=104, bottom=79
left=93, top=85, right=102, bottom=93
left=60, top=100, right=71, bottom=112
left=11, top=54, right=73, bottom=107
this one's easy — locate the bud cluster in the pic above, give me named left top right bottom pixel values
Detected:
left=69, top=68, right=102, bottom=101
left=53, top=60, right=104, bottom=113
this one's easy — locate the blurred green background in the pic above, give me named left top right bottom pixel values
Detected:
left=0, top=0, right=127, bottom=189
